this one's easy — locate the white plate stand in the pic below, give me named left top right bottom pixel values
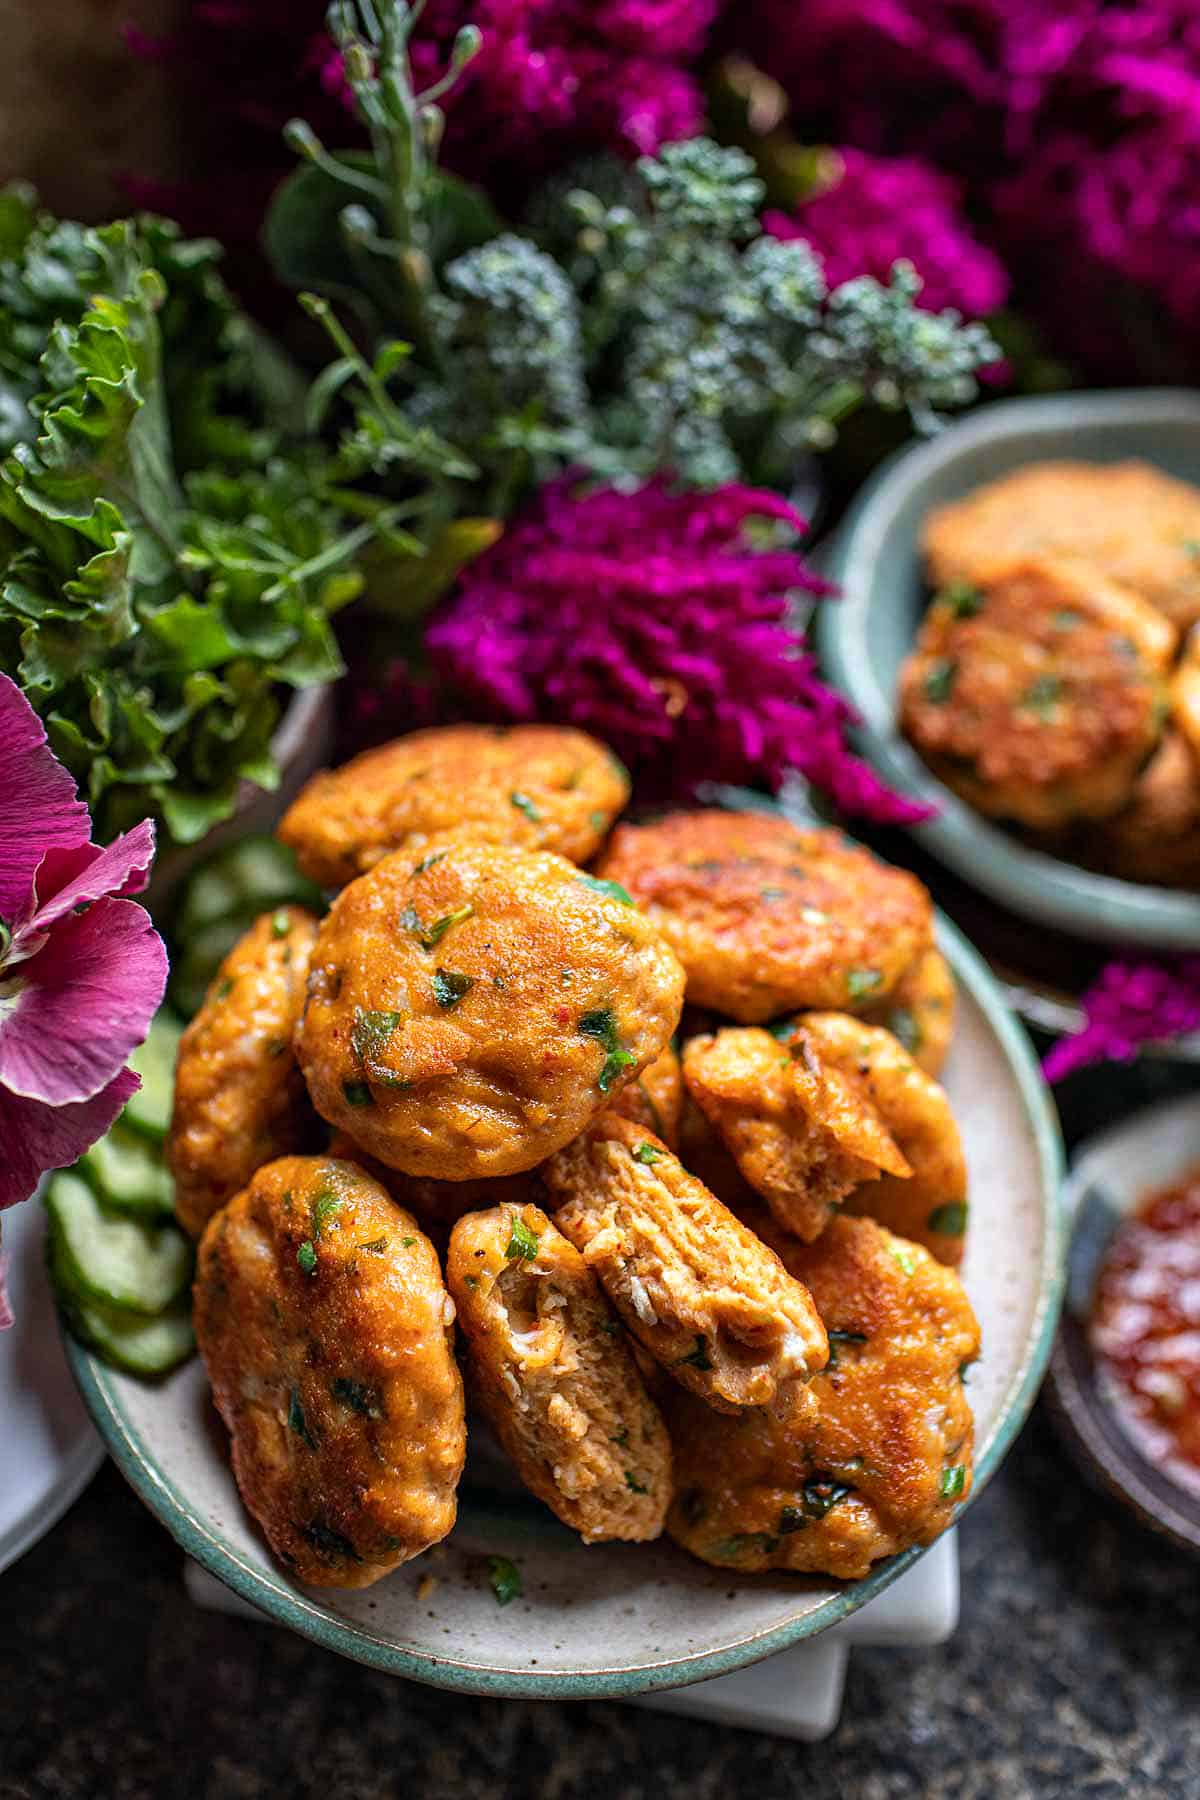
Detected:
left=184, top=1531, right=958, bottom=1741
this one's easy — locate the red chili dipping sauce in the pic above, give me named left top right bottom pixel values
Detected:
left=1090, top=1167, right=1200, bottom=1497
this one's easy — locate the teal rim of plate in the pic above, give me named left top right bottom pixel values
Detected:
left=64, top=914, right=1066, bottom=1700
left=818, top=389, right=1200, bottom=949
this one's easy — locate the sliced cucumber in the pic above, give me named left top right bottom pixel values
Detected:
left=79, top=1124, right=175, bottom=1219
left=172, top=836, right=321, bottom=938
left=46, top=1172, right=192, bottom=1315
left=52, top=1236, right=194, bottom=1376
left=123, top=1011, right=184, bottom=1143
left=167, top=837, right=323, bottom=1018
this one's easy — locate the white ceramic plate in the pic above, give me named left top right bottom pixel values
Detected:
left=0, top=1200, right=104, bottom=1574
left=64, top=916, right=1064, bottom=1699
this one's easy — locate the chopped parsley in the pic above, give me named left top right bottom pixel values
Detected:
left=678, top=1336, right=712, bottom=1371
left=413, top=851, right=448, bottom=875
left=302, top=1521, right=360, bottom=1563
left=801, top=1474, right=854, bottom=1519
left=288, top=1389, right=317, bottom=1449
left=214, top=976, right=234, bottom=1001
left=927, top=1201, right=969, bottom=1236
left=401, top=1235, right=416, bottom=1247
left=351, top=1008, right=405, bottom=1086
left=271, top=909, right=291, bottom=938
left=464, top=1276, right=479, bottom=1289
left=599, top=1316, right=623, bottom=1336
left=846, top=967, right=884, bottom=1001
left=357, top=1237, right=388, bottom=1254
left=760, top=885, right=787, bottom=902
left=342, top=1080, right=373, bottom=1107
left=886, top=1007, right=922, bottom=1055
left=575, top=874, right=634, bottom=907
left=331, top=1377, right=383, bottom=1419
left=589, top=810, right=608, bottom=831
left=505, top=1216, right=540, bottom=1261
left=716, top=1532, right=780, bottom=1559
left=297, top=1241, right=317, bottom=1276
left=404, top=902, right=476, bottom=951
left=509, top=790, right=542, bottom=822
left=923, top=658, right=957, bottom=703
left=1053, top=608, right=1083, bottom=630
left=826, top=1329, right=868, bottom=1369
left=767, top=1014, right=800, bottom=1042
left=624, top=1472, right=649, bottom=1495
left=940, top=1464, right=966, bottom=1500
left=1022, top=673, right=1064, bottom=718
left=888, top=1243, right=918, bottom=1277
left=577, top=1006, right=636, bottom=1093
left=311, top=1191, right=343, bottom=1237
left=432, top=968, right=474, bottom=1009
left=778, top=1505, right=806, bottom=1535
left=610, top=1427, right=630, bottom=1446
left=486, top=1554, right=522, bottom=1606
left=632, top=1141, right=664, bottom=1165
left=936, top=581, right=983, bottom=618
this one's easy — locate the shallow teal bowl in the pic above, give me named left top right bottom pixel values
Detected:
left=820, top=389, right=1200, bottom=950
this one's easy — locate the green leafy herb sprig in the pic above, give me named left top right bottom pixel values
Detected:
left=266, top=2, right=999, bottom=509
left=0, top=188, right=455, bottom=846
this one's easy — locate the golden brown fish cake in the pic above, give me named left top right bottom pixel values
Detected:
left=543, top=1113, right=828, bottom=1413
left=799, top=1014, right=968, bottom=1267
left=923, top=458, right=1200, bottom=629
left=168, top=907, right=321, bottom=1239
left=665, top=1214, right=979, bottom=1579
left=681, top=1027, right=910, bottom=1244
left=447, top=1202, right=672, bottom=1542
left=1172, top=625, right=1200, bottom=765
left=194, top=1156, right=465, bottom=1589
left=1085, top=730, right=1200, bottom=888
left=296, top=842, right=684, bottom=1180
left=608, top=1042, right=683, bottom=1149
left=857, top=945, right=955, bottom=1077
left=900, top=555, right=1168, bottom=830
left=278, top=723, right=629, bottom=888
left=596, top=811, right=933, bottom=1023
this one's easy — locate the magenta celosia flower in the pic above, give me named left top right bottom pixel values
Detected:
left=419, top=476, right=928, bottom=823
left=765, top=150, right=1008, bottom=320
left=0, top=675, right=168, bottom=1222
left=1043, top=957, right=1200, bottom=1083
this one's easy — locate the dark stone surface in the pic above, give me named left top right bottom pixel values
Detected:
left=4, top=1064, right=1198, bottom=1800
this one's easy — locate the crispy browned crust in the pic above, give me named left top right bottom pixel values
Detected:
left=194, top=1156, right=465, bottom=1588
left=543, top=1113, right=828, bottom=1412
left=596, top=811, right=933, bottom=1023
left=900, top=555, right=1168, bottom=830
left=800, top=1014, right=969, bottom=1268
left=447, top=1203, right=672, bottom=1542
left=295, top=841, right=685, bottom=1180
left=168, top=908, right=321, bottom=1239
left=665, top=1215, right=979, bottom=1579
left=682, top=1027, right=909, bottom=1243
left=922, top=458, right=1200, bottom=630
left=278, top=724, right=629, bottom=888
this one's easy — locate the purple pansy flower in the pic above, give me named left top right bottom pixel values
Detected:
left=0, top=675, right=168, bottom=1232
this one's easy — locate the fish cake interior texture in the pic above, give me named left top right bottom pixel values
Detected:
left=904, top=459, right=1200, bottom=884
left=180, top=725, right=980, bottom=1589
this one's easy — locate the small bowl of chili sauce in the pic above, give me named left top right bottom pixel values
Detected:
left=1048, top=1093, right=1200, bottom=1554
